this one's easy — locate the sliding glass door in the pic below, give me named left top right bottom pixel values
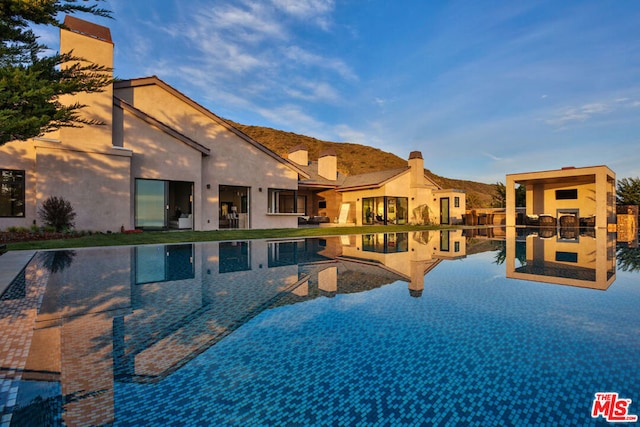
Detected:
left=362, top=196, right=408, bottom=225
left=135, top=179, right=166, bottom=228
left=135, top=179, right=193, bottom=229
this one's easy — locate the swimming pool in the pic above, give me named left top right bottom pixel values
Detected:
left=1, top=229, right=639, bottom=426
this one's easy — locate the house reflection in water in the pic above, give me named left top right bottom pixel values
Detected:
left=8, top=231, right=466, bottom=426
left=505, top=227, right=617, bottom=290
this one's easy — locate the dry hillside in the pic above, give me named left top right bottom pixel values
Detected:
left=230, top=122, right=496, bottom=208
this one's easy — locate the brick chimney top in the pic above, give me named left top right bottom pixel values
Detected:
left=319, top=148, right=337, bottom=158
left=288, top=144, right=307, bottom=154
left=64, top=15, right=113, bottom=44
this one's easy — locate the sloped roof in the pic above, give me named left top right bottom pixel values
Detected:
left=297, top=162, right=443, bottom=192
left=297, top=161, right=348, bottom=187
left=338, top=167, right=410, bottom=191
left=113, top=76, right=309, bottom=178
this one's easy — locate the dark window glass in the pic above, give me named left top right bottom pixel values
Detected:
left=0, top=170, right=25, bottom=217
left=556, top=251, right=578, bottom=263
left=555, top=189, right=578, bottom=200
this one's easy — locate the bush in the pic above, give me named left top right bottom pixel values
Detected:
left=38, top=196, right=76, bottom=232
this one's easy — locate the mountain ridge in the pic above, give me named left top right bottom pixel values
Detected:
left=229, top=121, right=496, bottom=208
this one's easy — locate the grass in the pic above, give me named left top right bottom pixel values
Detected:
left=5, top=224, right=460, bottom=251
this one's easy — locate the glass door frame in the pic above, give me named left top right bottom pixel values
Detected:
left=440, top=197, right=450, bottom=225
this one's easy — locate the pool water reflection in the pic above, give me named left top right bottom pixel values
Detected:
left=1, top=229, right=639, bottom=426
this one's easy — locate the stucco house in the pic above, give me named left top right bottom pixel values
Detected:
left=505, top=165, right=616, bottom=229
left=0, top=16, right=464, bottom=232
left=290, top=147, right=466, bottom=226
left=0, top=16, right=308, bottom=232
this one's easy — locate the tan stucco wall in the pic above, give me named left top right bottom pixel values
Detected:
left=34, top=142, right=132, bottom=231
left=526, top=181, right=597, bottom=217
left=115, top=82, right=300, bottom=230
left=434, top=190, right=466, bottom=225
left=0, top=138, right=131, bottom=232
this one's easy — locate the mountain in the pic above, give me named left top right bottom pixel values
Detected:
left=229, top=122, right=497, bottom=208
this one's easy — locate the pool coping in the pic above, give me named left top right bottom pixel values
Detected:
left=0, top=251, right=37, bottom=297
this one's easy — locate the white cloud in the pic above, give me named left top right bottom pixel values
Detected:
left=271, top=0, right=335, bottom=29
left=209, top=2, right=286, bottom=42
left=481, top=152, right=505, bottom=162
left=257, top=104, right=323, bottom=131
left=334, top=124, right=368, bottom=144
left=545, top=102, right=612, bottom=127
left=285, top=80, right=341, bottom=103
left=283, top=46, right=357, bottom=80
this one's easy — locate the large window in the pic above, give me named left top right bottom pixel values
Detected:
left=0, top=169, right=25, bottom=217
left=362, top=197, right=408, bottom=225
left=268, top=189, right=305, bottom=214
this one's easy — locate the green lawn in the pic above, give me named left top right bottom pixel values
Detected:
left=5, top=224, right=461, bottom=251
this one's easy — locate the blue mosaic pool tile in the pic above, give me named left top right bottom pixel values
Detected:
left=2, top=240, right=639, bottom=425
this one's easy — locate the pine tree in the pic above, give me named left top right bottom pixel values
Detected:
left=617, top=177, right=640, bottom=206
left=0, top=0, right=112, bottom=145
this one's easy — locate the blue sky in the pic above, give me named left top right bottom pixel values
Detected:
left=39, top=0, right=640, bottom=183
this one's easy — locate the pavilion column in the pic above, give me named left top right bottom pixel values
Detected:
left=594, top=170, right=608, bottom=229
left=506, top=175, right=516, bottom=227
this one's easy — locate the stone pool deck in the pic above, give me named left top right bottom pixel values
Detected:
left=0, top=251, right=36, bottom=296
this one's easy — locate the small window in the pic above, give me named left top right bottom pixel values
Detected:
left=318, top=200, right=327, bottom=209
left=0, top=169, right=25, bottom=217
left=555, top=189, right=578, bottom=200
left=556, top=251, right=578, bottom=263
left=454, top=196, right=460, bottom=208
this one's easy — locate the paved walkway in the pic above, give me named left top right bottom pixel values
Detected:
left=0, top=250, right=37, bottom=297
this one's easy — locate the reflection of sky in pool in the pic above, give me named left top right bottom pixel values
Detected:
left=1, top=230, right=639, bottom=426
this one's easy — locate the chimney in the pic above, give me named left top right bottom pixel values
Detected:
left=408, top=151, right=424, bottom=187
left=59, top=16, right=114, bottom=149
left=318, top=149, right=337, bottom=181
left=288, top=145, right=308, bottom=166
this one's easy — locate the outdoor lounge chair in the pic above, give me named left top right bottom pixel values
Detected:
left=538, top=214, right=556, bottom=227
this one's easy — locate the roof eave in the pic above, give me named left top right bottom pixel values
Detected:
left=114, top=97, right=210, bottom=155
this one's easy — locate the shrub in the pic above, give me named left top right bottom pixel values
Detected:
left=38, top=196, right=77, bottom=232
